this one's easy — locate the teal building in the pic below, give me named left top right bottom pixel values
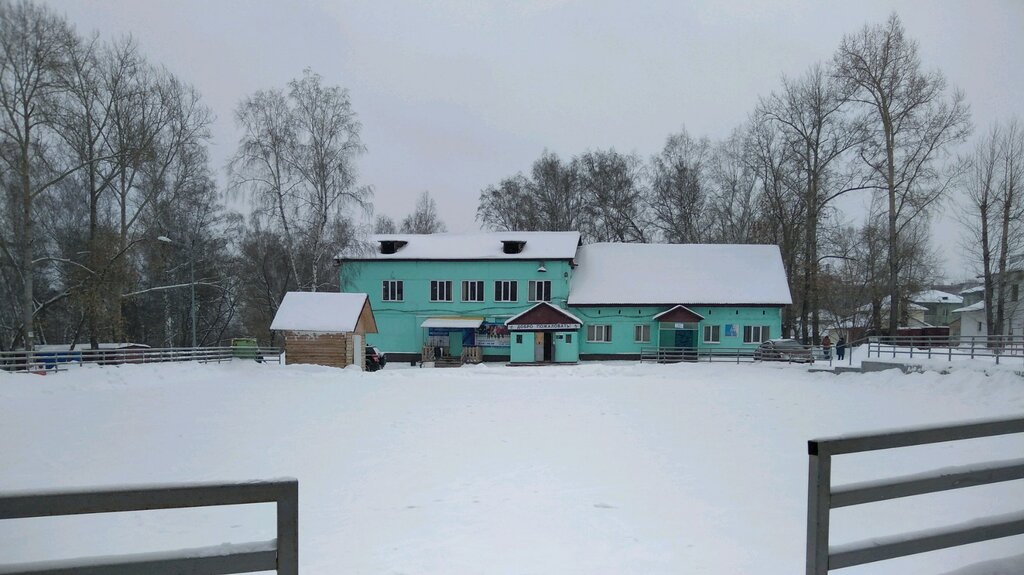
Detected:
left=337, top=232, right=792, bottom=364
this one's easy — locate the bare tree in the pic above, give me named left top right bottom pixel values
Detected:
left=747, top=117, right=804, bottom=336
left=476, top=152, right=584, bottom=233
left=400, top=191, right=447, bottom=234
left=288, top=69, right=369, bottom=289
left=373, top=214, right=396, bottom=234
left=983, top=119, right=1024, bottom=337
left=959, top=124, right=1003, bottom=336
left=758, top=62, right=867, bottom=342
left=648, top=128, right=711, bottom=243
left=575, top=149, right=649, bottom=243
left=230, top=69, right=369, bottom=293
left=706, top=126, right=761, bottom=244
left=834, top=13, right=971, bottom=335
left=0, top=0, right=80, bottom=350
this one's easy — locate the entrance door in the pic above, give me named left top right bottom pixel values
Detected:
left=534, top=332, right=544, bottom=362
left=544, top=333, right=554, bottom=362
left=675, top=329, right=697, bottom=360
left=449, top=330, right=463, bottom=358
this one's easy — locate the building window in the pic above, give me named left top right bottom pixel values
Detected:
left=528, top=280, right=551, bottom=302
left=461, top=280, right=484, bottom=302
left=978, top=321, right=983, bottom=332
left=1013, top=284, right=1020, bottom=302
left=495, top=280, right=518, bottom=302
left=743, top=325, right=770, bottom=343
left=382, top=280, right=403, bottom=302
left=430, top=280, right=452, bottom=302
left=634, top=324, right=651, bottom=343
left=515, top=334, right=523, bottom=344
left=587, top=324, right=612, bottom=342
left=703, top=325, right=721, bottom=343
left=565, top=333, right=572, bottom=344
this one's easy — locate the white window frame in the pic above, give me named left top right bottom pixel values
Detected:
left=461, top=280, right=484, bottom=302
left=703, top=324, right=720, bottom=344
left=587, top=324, right=612, bottom=343
left=430, top=280, right=453, bottom=302
left=495, top=280, right=518, bottom=302
left=382, top=280, right=403, bottom=302
left=634, top=324, right=651, bottom=343
left=528, top=280, right=552, bottom=302
left=743, top=325, right=770, bottom=343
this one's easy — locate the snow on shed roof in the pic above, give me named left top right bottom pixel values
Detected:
left=912, top=290, right=963, bottom=304
left=568, top=243, right=792, bottom=306
left=959, top=285, right=984, bottom=295
left=343, top=231, right=581, bottom=261
left=270, top=292, right=371, bottom=332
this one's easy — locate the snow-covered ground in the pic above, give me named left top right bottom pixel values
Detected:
left=1, top=360, right=1023, bottom=574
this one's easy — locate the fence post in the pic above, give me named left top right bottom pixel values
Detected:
left=277, top=481, right=299, bottom=575
left=806, top=441, right=831, bottom=575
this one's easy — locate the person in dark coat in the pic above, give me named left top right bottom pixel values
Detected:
left=836, top=337, right=846, bottom=360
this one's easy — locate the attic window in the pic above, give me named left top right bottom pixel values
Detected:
left=501, top=240, right=527, bottom=254
left=379, top=240, right=407, bottom=255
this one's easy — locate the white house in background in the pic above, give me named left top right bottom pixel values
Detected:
left=952, top=255, right=1024, bottom=339
left=850, top=297, right=929, bottom=329
left=270, top=292, right=377, bottom=369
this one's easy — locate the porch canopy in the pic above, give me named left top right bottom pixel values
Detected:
left=653, top=305, right=705, bottom=324
left=420, top=317, right=484, bottom=329
left=505, top=302, right=582, bottom=332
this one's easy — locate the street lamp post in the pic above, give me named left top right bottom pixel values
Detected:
left=157, top=235, right=197, bottom=348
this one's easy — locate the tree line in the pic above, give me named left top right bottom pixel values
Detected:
left=476, top=13, right=1013, bottom=341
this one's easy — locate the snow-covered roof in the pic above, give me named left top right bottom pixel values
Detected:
left=568, top=243, right=792, bottom=305
left=912, top=290, right=963, bottom=304
left=270, top=292, right=371, bottom=332
left=344, top=232, right=581, bottom=261
left=959, top=286, right=984, bottom=295
left=953, top=301, right=985, bottom=313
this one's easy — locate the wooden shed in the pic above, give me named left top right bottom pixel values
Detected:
left=270, top=292, right=377, bottom=369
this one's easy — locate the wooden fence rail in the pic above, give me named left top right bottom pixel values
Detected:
left=0, top=479, right=298, bottom=575
left=806, top=416, right=1024, bottom=574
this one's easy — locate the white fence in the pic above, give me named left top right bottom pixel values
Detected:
left=806, top=416, right=1024, bottom=574
left=0, top=479, right=298, bottom=575
left=0, top=346, right=282, bottom=374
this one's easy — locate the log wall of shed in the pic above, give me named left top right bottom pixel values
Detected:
left=283, top=331, right=354, bottom=369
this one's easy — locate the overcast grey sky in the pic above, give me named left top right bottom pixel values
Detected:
left=50, top=0, right=1024, bottom=280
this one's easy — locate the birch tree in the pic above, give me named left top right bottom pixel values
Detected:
left=0, top=0, right=76, bottom=350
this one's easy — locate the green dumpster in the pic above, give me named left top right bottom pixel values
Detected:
left=231, top=337, right=260, bottom=360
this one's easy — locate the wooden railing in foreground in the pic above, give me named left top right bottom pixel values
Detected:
left=806, top=416, right=1024, bottom=574
left=0, top=479, right=298, bottom=575
left=0, top=346, right=282, bottom=373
